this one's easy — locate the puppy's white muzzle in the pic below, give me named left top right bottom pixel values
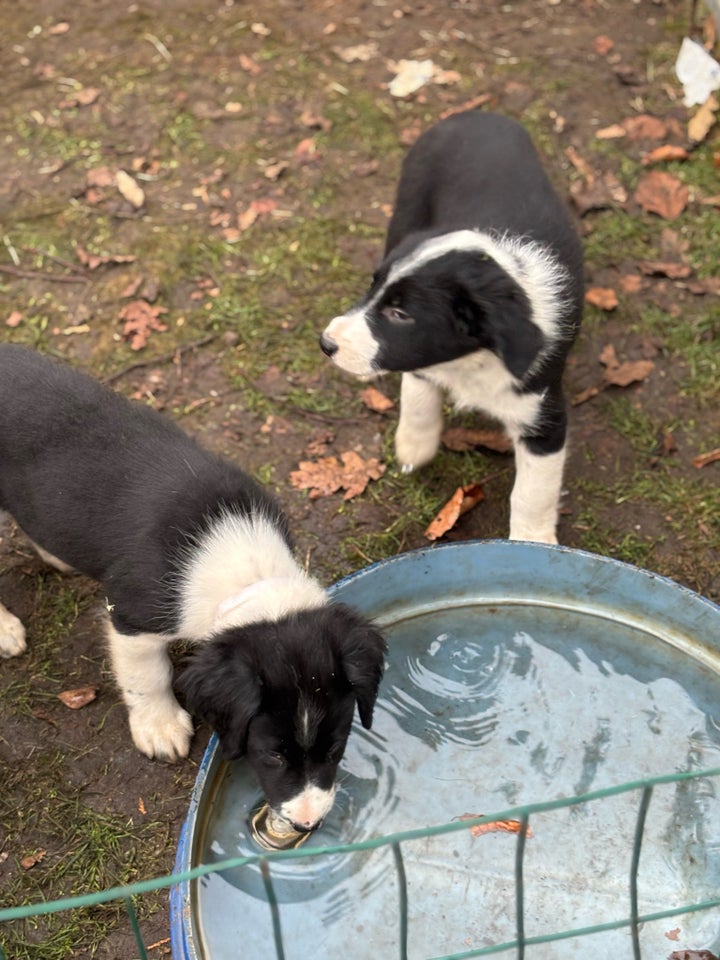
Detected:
left=320, top=311, right=379, bottom=378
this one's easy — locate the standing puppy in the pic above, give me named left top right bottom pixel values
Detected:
left=0, top=346, right=385, bottom=832
left=320, top=110, right=584, bottom=544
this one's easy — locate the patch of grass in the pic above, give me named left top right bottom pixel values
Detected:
left=604, top=396, right=664, bottom=455
left=582, top=207, right=663, bottom=269
left=0, top=756, right=168, bottom=960
left=637, top=305, right=719, bottom=404
left=576, top=520, right=659, bottom=569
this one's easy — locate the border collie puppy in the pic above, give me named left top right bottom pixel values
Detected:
left=320, top=110, right=584, bottom=544
left=0, top=345, right=385, bottom=831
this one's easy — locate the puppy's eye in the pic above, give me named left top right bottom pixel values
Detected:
left=263, top=751, right=285, bottom=767
left=382, top=305, right=413, bottom=325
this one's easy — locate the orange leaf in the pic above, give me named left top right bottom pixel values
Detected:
left=289, top=451, right=385, bottom=500
left=441, top=427, right=512, bottom=454
left=634, top=171, right=689, bottom=220
left=622, top=115, right=667, bottom=141
left=21, top=850, right=47, bottom=870
left=693, top=447, right=720, bottom=468
left=642, top=144, right=690, bottom=165
left=604, top=359, right=655, bottom=387
left=585, top=287, right=618, bottom=310
left=593, top=34, right=614, bottom=56
left=118, top=299, right=168, bottom=351
left=57, top=685, right=98, bottom=710
left=457, top=813, right=533, bottom=839
left=360, top=386, right=394, bottom=413
left=424, top=483, right=484, bottom=541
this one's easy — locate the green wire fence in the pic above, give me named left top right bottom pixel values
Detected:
left=2, top=766, right=719, bottom=960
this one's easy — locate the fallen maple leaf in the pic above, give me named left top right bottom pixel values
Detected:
left=58, top=686, right=98, bottom=710
left=290, top=451, right=385, bottom=500
left=441, top=426, right=512, bottom=454
left=585, top=287, right=619, bottom=310
left=634, top=171, right=689, bottom=220
left=424, top=483, right=484, bottom=541
left=693, top=447, right=720, bottom=468
left=360, top=386, right=394, bottom=413
left=457, top=813, right=533, bottom=839
left=119, top=299, right=169, bottom=350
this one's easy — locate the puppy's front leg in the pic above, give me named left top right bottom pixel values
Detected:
left=509, top=442, right=566, bottom=544
left=395, top=373, right=444, bottom=473
left=107, top=625, right=193, bottom=761
left=0, top=602, right=26, bottom=657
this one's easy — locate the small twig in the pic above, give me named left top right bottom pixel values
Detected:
left=101, top=334, right=219, bottom=384
left=0, top=264, right=88, bottom=283
left=22, top=246, right=87, bottom=274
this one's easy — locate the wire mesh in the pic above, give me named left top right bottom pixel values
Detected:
left=1, top=766, right=719, bottom=960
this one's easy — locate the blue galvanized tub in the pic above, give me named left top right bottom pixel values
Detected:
left=170, top=540, right=720, bottom=958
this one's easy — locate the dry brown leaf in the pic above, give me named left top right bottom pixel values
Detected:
left=441, top=426, right=512, bottom=454
left=457, top=813, right=533, bottom=839
left=622, top=114, right=667, bottom=141
left=634, top=171, right=688, bottom=220
left=138, top=796, right=147, bottom=815
left=290, top=451, right=385, bottom=500
left=693, top=447, right=720, bottom=468
left=565, top=145, right=595, bottom=183
left=619, top=274, right=644, bottom=294
left=571, top=384, right=602, bottom=406
left=299, top=109, right=332, bottom=132
left=333, top=42, right=379, bottom=63
left=86, top=166, right=116, bottom=188
left=642, top=144, right=690, bottom=165
left=595, top=123, right=626, bottom=140
left=75, top=244, right=136, bottom=271
left=237, top=198, right=278, bottom=231
left=360, top=386, right=394, bottom=413
left=637, top=260, right=692, bottom=279
left=263, top=161, right=289, bottom=181
left=304, top=431, right=334, bottom=457
left=604, top=359, right=655, bottom=387
left=593, top=34, right=614, bottom=56
left=116, top=169, right=145, bottom=209
left=424, top=483, right=484, bottom=541
left=6, top=310, right=23, bottom=328
left=57, top=685, right=98, bottom=710
left=119, top=299, right=168, bottom=351
left=239, top=53, right=261, bottom=75
left=585, top=287, right=619, bottom=310
left=688, top=94, right=719, bottom=144
left=294, top=137, right=317, bottom=163
left=570, top=171, right=627, bottom=215
left=21, top=850, right=47, bottom=870
left=664, top=928, right=681, bottom=942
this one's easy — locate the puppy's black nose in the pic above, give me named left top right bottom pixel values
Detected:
left=319, top=333, right=338, bottom=358
left=293, top=818, right=322, bottom=833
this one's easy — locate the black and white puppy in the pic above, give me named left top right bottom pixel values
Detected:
left=320, top=110, right=584, bottom=544
left=0, top=345, right=385, bottom=831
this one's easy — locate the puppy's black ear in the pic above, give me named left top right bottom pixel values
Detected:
left=455, top=258, right=544, bottom=379
left=177, top=638, right=261, bottom=760
left=330, top=605, right=387, bottom=729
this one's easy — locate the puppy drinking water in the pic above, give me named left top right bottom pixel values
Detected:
left=0, top=345, right=385, bottom=832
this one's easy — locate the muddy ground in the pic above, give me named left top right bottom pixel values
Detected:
left=0, top=0, right=719, bottom=957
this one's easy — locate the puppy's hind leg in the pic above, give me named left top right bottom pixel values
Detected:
left=107, top=625, right=194, bottom=761
left=0, top=602, right=26, bottom=657
left=395, top=373, right=444, bottom=473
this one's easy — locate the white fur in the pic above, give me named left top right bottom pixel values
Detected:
left=323, top=305, right=379, bottom=378
left=103, top=511, right=328, bottom=760
left=279, top=782, right=337, bottom=830
left=0, top=602, right=27, bottom=657
left=509, top=446, right=566, bottom=544
left=177, top=512, right=327, bottom=638
left=106, top=625, right=194, bottom=761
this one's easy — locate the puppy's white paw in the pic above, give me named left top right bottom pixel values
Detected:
left=395, top=428, right=440, bottom=473
left=0, top=609, right=27, bottom=658
left=128, top=701, right=194, bottom=761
